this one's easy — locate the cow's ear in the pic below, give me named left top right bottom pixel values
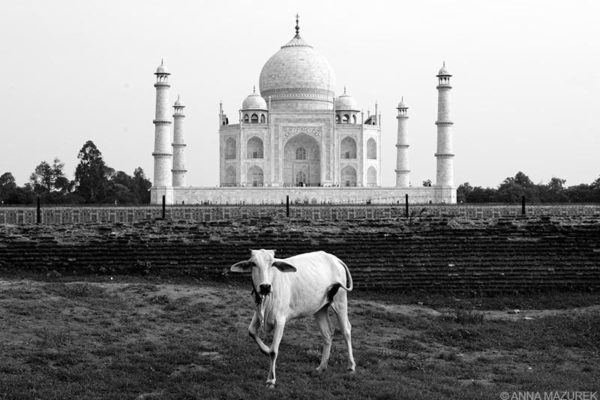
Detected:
left=230, top=260, right=255, bottom=273
left=272, top=260, right=297, bottom=273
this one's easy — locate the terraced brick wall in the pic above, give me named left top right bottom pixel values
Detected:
left=1, top=216, right=599, bottom=293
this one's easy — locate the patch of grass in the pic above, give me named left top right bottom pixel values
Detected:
left=389, top=336, right=427, bottom=352
left=46, top=282, right=107, bottom=298
left=453, top=308, right=485, bottom=324
left=352, top=290, right=600, bottom=311
left=34, top=327, right=73, bottom=348
left=0, top=279, right=599, bottom=399
left=428, top=312, right=600, bottom=353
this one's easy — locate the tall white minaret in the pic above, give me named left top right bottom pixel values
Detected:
left=435, top=62, right=454, bottom=187
left=395, top=98, right=410, bottom=187
left=152, top=60, right=172, bottom=189
left=172, top=96, right=186, bottom=187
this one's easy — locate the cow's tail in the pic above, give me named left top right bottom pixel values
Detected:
left=325, top=257, right=353, bottom=304
left=337, top=258, right=353, bottom=292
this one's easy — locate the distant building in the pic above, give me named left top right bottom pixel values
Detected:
left=151, top=16, right=456, bottom=205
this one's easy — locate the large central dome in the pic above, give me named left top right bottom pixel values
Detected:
left=259, top=24, right=336, bottom=111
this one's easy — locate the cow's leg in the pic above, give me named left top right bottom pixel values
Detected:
left=248, top=312, right=270, bottom=355
left=315, top=307, right=333, bottom=372
left=266, top=316, right=286, bottom=388
left=331, top=291, right=356, bottom=372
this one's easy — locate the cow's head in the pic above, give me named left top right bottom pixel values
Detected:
left=230, top=249, right=296, bottom=296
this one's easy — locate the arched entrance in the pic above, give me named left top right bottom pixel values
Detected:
left=367, top=166, right=377, bottom=186
left=247, top=166, right=264, bottom=187
left=341, top=166, right=357, bottom=187
left=283, top=133, right=320, bottom=186
left=224, top=166, right=236, bottom=187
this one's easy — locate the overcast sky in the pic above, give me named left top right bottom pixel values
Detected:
left=1, top=0, right=598, bottom=188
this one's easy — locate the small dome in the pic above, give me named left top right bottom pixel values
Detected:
left=174, top=96, right=184, bottom=107
left=437, top=62, right=451, bottom=77
left=156, top=60, right=169, bottom=75
left=242, top=93, right=267, bottom=110
left=397, top=97, right=408, bottom=109
left=335, top=91, right=358, bottom=111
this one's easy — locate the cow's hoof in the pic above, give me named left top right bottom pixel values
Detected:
left=316, top=366, right=327, bottom=374
left=347, top=367, right=356, bottom=374
left=266, top=380, right=276, bottom=389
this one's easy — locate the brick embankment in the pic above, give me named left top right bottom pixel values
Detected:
left=0, top=216, right=599, bottom=293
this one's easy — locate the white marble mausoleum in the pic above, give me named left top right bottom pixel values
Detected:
left=150, top=17, right=457, bottom=205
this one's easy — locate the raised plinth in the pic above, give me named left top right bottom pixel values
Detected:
left=165, top=186, right=457, bottom=205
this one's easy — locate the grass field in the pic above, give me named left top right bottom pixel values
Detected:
left=0, top=277, right=598, bottom=400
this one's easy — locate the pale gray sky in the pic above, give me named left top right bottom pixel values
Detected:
left=1, top=0, right=598, bottom=188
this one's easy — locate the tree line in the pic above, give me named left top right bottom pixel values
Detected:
left=457, top=171, right=600, bottom=203
left=0, top=141, right=151, bottom=205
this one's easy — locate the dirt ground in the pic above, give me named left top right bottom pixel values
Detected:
left=0, top=277, right=598, bottom=400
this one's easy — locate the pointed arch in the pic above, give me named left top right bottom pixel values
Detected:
left=341, top=137, right=357, bottom=159
left=247, top=136, right=263, bottom=159
left=247, top=166, right=264, bottom=187
left=224, top=166, right=236, bottom=187
left=225, top=137, right=236, bottom=159
left=367, top=166, right=377, bottom=186
left=341, top=166, right=357, bottom=187
left=283, top=133, right=320, bottom=187
left=367, top=138, right=377, bottom=159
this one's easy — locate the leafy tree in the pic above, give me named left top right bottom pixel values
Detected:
left=29, top=158, right=71, bottom=195
left=104, top=168, right=152, bottom=204
left=0, top=173, right=36, bottom=204
left=74, top=141, right=110, bottom=203
left=468, top=186, right=498, bottom=203
left=456, top=182, right=473, bottom=203
left=132, top=167, right=152, bottom=204
left=422, top=179, right=432, bottom=187
left=0, top=172, right=18, bottom=202
left=29, top=161, right=53, bottom=193
left=496, top=171, right=540, bottom=203
left=591, top=176, right=600, bottom=202
left=539, top=177, right=568, bottom=203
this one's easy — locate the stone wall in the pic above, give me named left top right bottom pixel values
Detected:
left=1, top=204, right=599, bottom=225
left=1, top=216, right=599, bottom=293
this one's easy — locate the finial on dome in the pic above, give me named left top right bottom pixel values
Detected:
left=253, top=85, right=256, bottom=94
left=295, top=14, right=300, bottom=38
left=344, top=86, right=347, bottom=95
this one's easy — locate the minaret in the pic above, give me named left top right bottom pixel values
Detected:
left=152, top=60, right=173, bottom=189
left=395, top=98, right=410, bottom=187
left=435, top=62, right=454, bottom=187
left=172, top=96, right=186, bottom=187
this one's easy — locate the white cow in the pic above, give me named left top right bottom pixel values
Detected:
left=230, top=249, right=356, bottom=387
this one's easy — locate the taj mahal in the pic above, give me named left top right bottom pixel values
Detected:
left=150, top=17, right=456, bottom=205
